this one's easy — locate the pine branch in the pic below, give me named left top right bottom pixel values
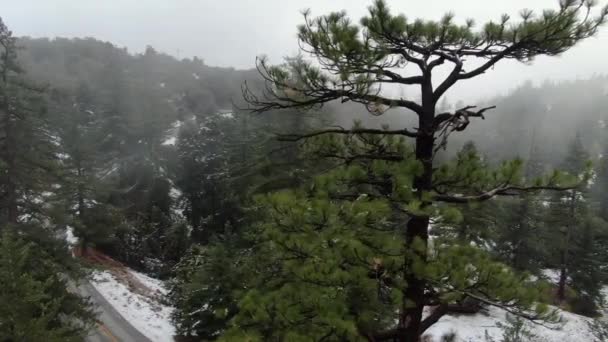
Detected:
left=420, top=304, right=449, bottom=333
left=456, top=291, right=559, bottom=329
left=351, top=66, right=423, bottom=85
left=277, top=127, right=418, bottom=141
left=433, top=184, right=576, bottom=203
left=241, top=57, right=424, bottom=116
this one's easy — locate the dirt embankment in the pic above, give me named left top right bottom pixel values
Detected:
left=74, top=246, right=164, bottom=302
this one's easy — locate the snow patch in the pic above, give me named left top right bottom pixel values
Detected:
left=169, top=187, right=182, bottom=200
left=424, top=306, right=596, bottom=342
left=91, top=270, right=175, bottom=342
left=163, top=136, right=177, bottom=146
left=163, top=120, right=184, bottom=146
left=169, top=186, right=185, bottom=220
left=541, top=269, right=563, bottom=284
left=65, top=226, right=78, bottom=246
left=130, top=270, right=169, bottom=296
left=219, top=111, right=234, bottom=119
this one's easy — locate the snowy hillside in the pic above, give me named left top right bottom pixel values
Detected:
left=91, top=270, right=176, bottom=342
left=424, top=305, right=598, bottom=342
left=422, top=270, right=605, bottom=341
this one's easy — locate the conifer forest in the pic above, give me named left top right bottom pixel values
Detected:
left=3, top=1, right=608, bottom=341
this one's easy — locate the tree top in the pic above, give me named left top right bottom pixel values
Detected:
left=244, top=0, right=607, bottom=115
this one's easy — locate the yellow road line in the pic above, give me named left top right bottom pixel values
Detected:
left=98, top=323, right=119, bottom=342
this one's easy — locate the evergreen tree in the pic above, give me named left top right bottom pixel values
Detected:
left=232, top=1, right=607, bottom=340
left=170, top=233, right=245, bottom=339
left=538, top=134, right=608, bottom=315
left=491, top=129, right=547, bottom=273
left=223, top=139, right=557, bottom=340
left=433, top=142, right=496, bottom=245
left=174, top=113, right=237, bottom=244
left=545, top=134, right=590, bottom=303
left=0, top=18, right=58, bottom=226
left=568, top=215, right=608, bottom=315
left=0, top=18, right=95, bottom=339
left=48, top=84, right=123, bottom=252
left=492, top=195, right=545, bottom=273
left=0, top=230, right=95, bottom=341
left=170, top=72, right=332, bottom=336
left=594, top=141, right=608, bottom=222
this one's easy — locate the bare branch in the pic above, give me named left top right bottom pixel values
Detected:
left=433, top=59, right=463, bottom=103
left=433, top=105, right=496, bottom=152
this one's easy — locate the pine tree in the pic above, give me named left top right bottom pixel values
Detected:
left=0, top=18, right=59, bottom=226
left=0, top=230, right=95, bottom=341
left=170, top=78, right=332, bottom=337
left=170, top=233, right=245, bottom=339
left=48, top=83, right=123, bottom=252
left=433, top=142, right=496, bottom=245
left=568, top=215, right=608, bottom=315
left=492, top=195, right=545, bottom=273
left=0, top=19, right=96, bottom=339
left=233, top=1, right=607, bottom=340
left=536, top=134, right=608, bottom=315
left=222, top=140, right=559, bottom=340
left=545, top=134, right=590, bottom=304
left=174, top=113, right=237, bottom=244
left=594, top=141, right=608, bottom=222
left=491, top=129, right=547, bottom=273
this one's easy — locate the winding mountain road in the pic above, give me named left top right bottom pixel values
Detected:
left=78, top=282, right=151, bottom=342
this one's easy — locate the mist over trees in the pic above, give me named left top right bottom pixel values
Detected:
left=1, top=0, right=608, bottom=341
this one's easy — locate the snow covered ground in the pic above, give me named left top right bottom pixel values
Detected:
left=91, top=270, right=176, bottom=342
left=162, top=120, right=183, bottom=146
left=65, top=225, right=78, bottom=246
left=423, top=269, right=602, bottom=341
left=424, top=305, right=596, bottom=342
left=89, top=266, right=601, bottom=342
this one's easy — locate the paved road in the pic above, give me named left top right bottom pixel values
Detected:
left=78, top=282, right=151, bottom=342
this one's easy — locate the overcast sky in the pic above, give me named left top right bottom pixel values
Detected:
left=2, top=0, right=608, bottom=101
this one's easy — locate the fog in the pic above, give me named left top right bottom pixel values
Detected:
left=2, top=0, right=608, bottom=101
left=4, top=1, right=608, bottom=339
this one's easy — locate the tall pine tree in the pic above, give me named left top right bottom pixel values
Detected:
left=234, top=1, right=607, bottom=340
left=0, top=18, right=58, bottom=226
left=0, top=231, right=95, bottom=341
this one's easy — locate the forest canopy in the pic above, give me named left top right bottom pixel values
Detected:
left=1, top=0, right=608, bottom=341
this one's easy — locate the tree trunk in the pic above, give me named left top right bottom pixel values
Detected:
left=401, top=81, right=435, bottom=342
left=6, top=156, right=17, bottom=224
left=512, top=198, right=530, bottom=271
left=1, top=55, right=18, bottom=226
left=77, top=163, right=85, bottom=220
left=76, top=162, right=87, bottom=254
left=557, top=262, right=567, bottom=303
left=557, top=190, right=576, bottom=303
